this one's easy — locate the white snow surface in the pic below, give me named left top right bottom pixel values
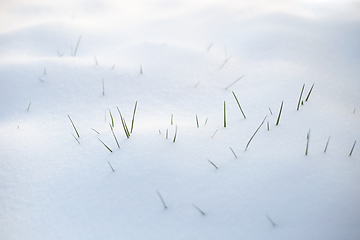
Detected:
left=0, top=0, right=360, bottom=239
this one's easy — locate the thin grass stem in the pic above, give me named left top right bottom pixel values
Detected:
left=305, top=129, right=310, bottom=156
left=224, top=101, right=226, bottom=128
left=98, top=138, right=112, bottom=152
left=91, top=128, right=100, bottom=134
left=108, top=161, right=115, bottom=172
left=27, top=102, right=31, bottom=111
left=157, top=191, right=167, bottom=209
left=266, top=214, right=276, bottom=227
left=193, top=204, right=205, bottom=215
left=269, top=107, right=273, bottom=114
left=324, top=136, right=330, bottom=153
left=245, top=115, right=267, bottom=151
left=67, top=114, right=80, bottom=138
left=229, top=147, right=237, bottom=158
left=130, top=101, right=137, bottom=133
left=275, top=101, right=283, bottom=126
left=71, top=133, right=80, bottom=144
left=297, top=84, right=305, bottom=110
left=109, top=124, right=120, bottom=148
left=349, top=140, right=356, bottom=156
left=225, top=75, right=244, bottom=89
left=117, top=107, right=130, bottom=138
left=173, top=125, right=177, bottom=142
left=73, top=36, right=81, bottom=57
left=207, top=159, right=218, bottom=169
left=305, top=83, right=314, bottom=101
left=196, top=115, right=199, bottom=128
left=94, top=55, right=98, bottom=65
left=211, top=130, right=218, bottom=138
left=232, top=91, right=246, bottom=118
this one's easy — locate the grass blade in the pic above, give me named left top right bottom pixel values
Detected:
left=229, top=147, right=237, bottom=158
left=98, top=138, right=112, bottom=152
left=171, top=114, right=173, bottom=125
left=211, top=130, right=218, bottom=138
left=245, top=115, right=267, bottom=151
left=73, top=36, right=81, bottom=57
left=275, top=101, right=283, bottom=126
left=207, top=159, right=218, bottom=169
left=130, top=101, right=138, bottom=133
left=224, top=101, right=226, bottom=127
left=91, top=128, right=100, bottom=134
left=297, top=84, right=305, bottom=110
left=225, top=75, right=244, bottom=89
left=220, top=55, right=232, bottom=69
left=71, top=133, right=80, bottom=144
left=27, top=102, right=31, bottom=111
left=193, top=204, right=205, bottom=215
left=109, top=124, right=120, bottom=148
left=108, top=109, right=114, bottom=128
left=173, top=125, right=177, bottom=142
left=157, top=191, right=167, bottom=209
left=305, top=129, right=310, bottom=155
left=349, top=140, right=356, bottom=156
left=108, top=161, right=115, bottom=172
left=196, top=115, right=199, bottom=128
left=269, top=107, right=273, bottom=114
left=324, top=136, right=330, bottom=153
left=102, top=78, right=105, bottom=95
left=232, top=91, right=246, bottom=118
left=266, top=214, right=277, bottom=227
left=117, top=107, right=130, bottom=138
left=305, top=83, right=314, bottom=101
left=94, top=55, right=98, bottom=65
left=67, top=114, right=80, bottom=138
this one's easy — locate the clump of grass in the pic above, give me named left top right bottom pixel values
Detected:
left=157, top=191, right=167, bottom=209
left=130, top=101, right=138, bottom=133
left=223, top=101, right=226, bottom=127
left=265, top=214, right=277, bottom=227
left=275, top=101, right=283, bottom=126
left=196, top=115, right=199, bottom=128
left=324, top=136, right=330, bottom=153
left=245, top=116, right=267, bottom=151
left=108, top=161, right=115, bottom=172
left=229, top=147, right=237, bottom=158
left=297, top=84, right=305, bottom=110
left=305, top=129, right=311, bottom=155
left=109, top=124, right=120, bottom=148
left=173, top=125, right=177, bottom=142
left=207, top=159, right=218, bottom=169
left=98, top=138, right=112, bottom=152
left=305, top=83, right=314, bottom=101
left=27, top=102, right=31, bottom=111
left=193, top=204, right=205, bottom=215
left=349, top=140, right=356, bottom=156
left=232, top=91, right=246, bottom=118
left=117, top=107, right=130, bottom=138
left=67, top=114, right=80, bottom=138
left=225, top=75, right=244, bottom=90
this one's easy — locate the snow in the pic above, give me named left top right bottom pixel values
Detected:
left=0, top=0, right=360, bottom=239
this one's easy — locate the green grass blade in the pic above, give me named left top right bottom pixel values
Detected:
left=297, top=84, right=305, bottom=110
left=224, top=101, right=226, bottom=127
left=130, top=101, right=137, bottom=133
left=73, top=36, right=81, bottom=57
left=196, top=115, right=199, bottom=128
left=67, top=114, right=80, bottom=138
left=98, top=138, right=112, bottom=152
left=245, top=115, right=267, bottom=151
left=305, top=83, right=314, bottom=101
left=173, top=125, right=177, bottom=142
left=225, top=75, right=244, bottom=89
left=232, top=91, right=246, bottom=118
left=275, top=101, right=283, bottom=126
left=117, top=107, right=130, bottom=138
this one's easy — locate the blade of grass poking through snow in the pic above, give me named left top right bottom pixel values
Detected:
left=73, top=36, right=81, bottom=57
left=67, top=115, right=80, bottom=138
left=27, top=102, right=31, bottom=111
left=117, top=107, right=130, bottom=138
left=305, top=83, right=315, bottom=101
left=224, top=101, right=226, bottom=127
left=265, top=214, right=277, bottom=227
left=297, top=84, right=305, bottom=110
left=171, top=114, right=173, bottom=125
left=324, top=136, right=330, bottom=152
left=94, top=56, right=98, bottom=65
left=225, top=75, right=244, bottom=90
left=232, top=91, right=246, bottom=118
left=349, top=140, right=356, bottom=156
left=140, top=65, right=142, bottom=74
left=207, top=159, right=218, bottom=169
left=109, top=124, right=120, bottom=148
left=108, top=109, right=114, bottom=128
left=108, top=161, right=115, bottom=172
left=211, top=130, right=218, bottom=138
left=157, top=191, right=167, bottom=209
left=269, top=107, right=273, bottom=114
left=196, top=115, right=199, bottom=128
left=245, top=115, right=267, bottom=151
left=166, top=129, right=168, bottom=139
left=220, top=55, right=232, bottom=69
left=71, top=133, right=80, bottom=144
left=267, top=121, right=269, bottom=131
left=173, top=125, right=177, bottom=142
left=305, top=129, right=311, bottom=155
left=130, top=101, right=137, bottom=133
left=205, top=118, right=208, bottom=125
left=98, top=138, right=112, bottom=152
left=229, top=147, right=237, bottom=158
left=91, top=128, right=100, bottom=134
left=193, top=204, right=205, bottom=215
left=102, top=79, right=105, bottom=95
left=275, top=101, right=283, bottom=126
